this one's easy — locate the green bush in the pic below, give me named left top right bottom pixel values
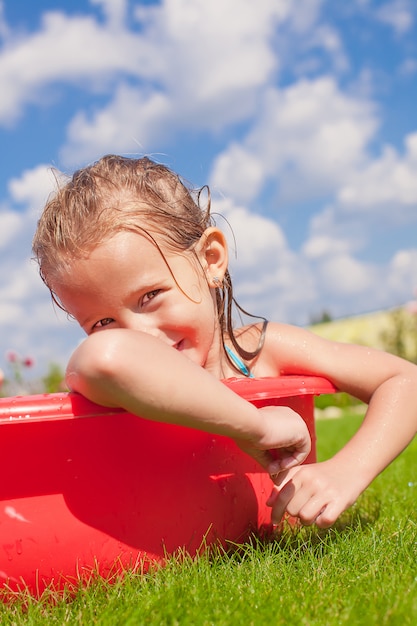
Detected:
left=315, top=391, right=363, bottom=410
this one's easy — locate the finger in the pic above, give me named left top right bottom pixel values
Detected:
left=312, top=503, right=341, bottom=529
left=267, top=444, right=310, bottom=474
left=292, top=496, right=342, bottom=528
left=237, top=444, right=275, bottom=471
left=266, top=486, right=278, bottom=507
left=250, top=448, right=277, bottom=471
left=267, top=480, right=296, bottom=525
left=294, top=499, right=328, bottom=527
left=268, top=468, right=290, bottom=485
left=289, top=442, right=311, bottom=466
left=278, top=450, right=308, bottom=470
left=267, top=451, right=298, bottom=474
left=268, top=466, right=298, bottom=486
left=269, top=473, right=318, bottom=525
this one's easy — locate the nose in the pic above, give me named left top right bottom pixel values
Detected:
left=122, top=312, right=161, bottom=339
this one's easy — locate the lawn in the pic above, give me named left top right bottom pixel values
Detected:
left=1, top=411, right=416, bottom=625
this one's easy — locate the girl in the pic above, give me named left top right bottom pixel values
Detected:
left=33, top=155, right=417, bottom=528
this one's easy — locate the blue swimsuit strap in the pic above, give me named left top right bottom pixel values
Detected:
left=224, top=345, right=254, bottom=378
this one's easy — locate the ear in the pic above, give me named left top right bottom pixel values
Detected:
left=195, top=227, right=228, bottom=287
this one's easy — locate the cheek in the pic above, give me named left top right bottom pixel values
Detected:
left=186, top=279, right=207, bottom=304
left=198, top=295, right=219, bottom=338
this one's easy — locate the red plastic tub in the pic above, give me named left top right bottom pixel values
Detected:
left=0, top=376, right=334, bottom=595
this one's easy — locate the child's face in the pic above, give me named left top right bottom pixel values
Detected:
left=52, top=230, right=224, bottom=371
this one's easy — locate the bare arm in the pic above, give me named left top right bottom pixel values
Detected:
left=262, top=323, right=417, bottom=526
left=65, top=328, right=311, bottom=473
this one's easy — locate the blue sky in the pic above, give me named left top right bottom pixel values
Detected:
left=0, top=0, right=416, bottom=380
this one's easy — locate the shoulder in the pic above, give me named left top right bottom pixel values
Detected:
left=264, top=321, right=323, bottom=348
left=232, top=320, right=357, bottom=378
left=232, top=321, right=324, bottom=377
left=231, top=320, right=308, bottom=349
left=232, top=321, right=267, bottom=352
left=253, top=321, right=340, bottom=377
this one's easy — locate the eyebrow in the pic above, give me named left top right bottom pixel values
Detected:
left=79, top=278, right=168, bottom=330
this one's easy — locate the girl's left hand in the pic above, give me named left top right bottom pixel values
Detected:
left=266, top=459, right=365, bottom=528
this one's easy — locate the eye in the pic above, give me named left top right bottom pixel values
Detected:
left=142, top=289, right=161, bottom=305
left=92, top=317, right=115, bottom=330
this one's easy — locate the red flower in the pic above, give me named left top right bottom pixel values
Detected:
left=5, top=350, right=19, bottom=363
left=23, top=357, right=34, bottom=368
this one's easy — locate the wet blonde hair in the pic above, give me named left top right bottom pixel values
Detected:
left=33, top=155, right=266, bottom=371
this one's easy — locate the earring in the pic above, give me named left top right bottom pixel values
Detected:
left=212, top=276, right=222, bottom=287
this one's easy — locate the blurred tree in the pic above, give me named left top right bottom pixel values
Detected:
left=310, top=310, right=333, bottom=325
left=379, top=307, right=417, bottom=364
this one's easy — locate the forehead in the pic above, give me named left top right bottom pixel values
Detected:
left=94, top=229, right=161, bottom=261
left=52, top=230, right=201, bottom=299
left=94, top=229, right=202, bottom=273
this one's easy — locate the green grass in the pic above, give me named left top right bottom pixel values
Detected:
left=2, top=412, right=416, bottom=625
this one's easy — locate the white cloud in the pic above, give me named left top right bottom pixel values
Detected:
left=375, top=0, right=414, bottom=35
left=399, top=57, right=417, bottom=76
left=211, top=78, right=378, bottom=204
left=0, top=164, right=85, bottom=377
left=0, top=302, right=22, bottom=326
left=307, top=23, right=349, bottom=72
left=337, top=132, right=417, bottom=217
left=0, top=8, right=154, bottom=125
left=8, top=164, right=59, bottom=217
left=0, top=210, right=22, bottom=249
left=215, top=197, right=287, bottom=268
left=0, top=231, right=83, bottom=378
left=303, top=233, right=353, bottom=260
left=61, top=0, right=297, bottom=163
left=387, top=249, right=417, bottom=296
left=156, top=0, right=283, bottom=97
left=0, top=0, right=348, bottom=169
left=90, top=0, right=128, bottom=30
left=210, top=147, right=265, bottom=204
left=305, top=202, right=368, bottom=255
left=315, top=253, right=376, bottom=296
left=62, top=84, right=172, bottom=163
left=284, top=0, right=323, bottom=32
left=0, top=258, right=37, bottom=302
left=0, top=0, right=292, bottom=131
